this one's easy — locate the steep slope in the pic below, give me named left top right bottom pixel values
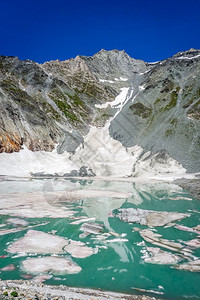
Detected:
left=109, top=49, right=200, bottom=172
left=0, top=49, right=199, bottom=176
left=0, top=55, right=116, bottom=153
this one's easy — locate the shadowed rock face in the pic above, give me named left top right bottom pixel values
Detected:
left=0, top=49, right=200, bottom=173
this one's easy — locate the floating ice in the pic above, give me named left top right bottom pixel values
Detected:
left=116, top=208, right=189, bottom=227
left=7, top=218, right=29, bottom=226
left=0, top=264, right=16, bottom=271
left=144, top=247, right=181, bottom=265
left=174, top=259, right=200, bottom=272
left=7, top=230, right=68, bottom=254
left=64, top=240, right=94, bottom=258
left=21, top=256, right=82, bottom=275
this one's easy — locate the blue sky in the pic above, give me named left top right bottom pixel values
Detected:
left=1, top=0, right=200, bottom=63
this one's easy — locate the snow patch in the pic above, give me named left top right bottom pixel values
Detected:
left=0, top=145, right=79, bottom=177
left=114, top=77, right=128, bottom=81
left=176, top=54, right=200, bottom=60
left=139, top=84, right=145, bottom=91
left=95, top=87, right=130, bottom=109
left=99, top=79, right=114, bottom=83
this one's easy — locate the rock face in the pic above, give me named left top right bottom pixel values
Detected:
left=0, top=49, right=200, bottom=173
left=109, top=49, right=200, bottom=172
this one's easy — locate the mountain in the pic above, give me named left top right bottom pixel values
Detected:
left=0, top=49, right=199, bottom=177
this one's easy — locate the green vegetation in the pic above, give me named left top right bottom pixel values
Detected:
left=41, top=101, right=60, bottom=121
left=170, top=118, right=178, bottom=125
left=165, top=129, right=173, bottom=137
left=164, top=90, right=178, bottom=110
left=3, top=291, right=8, bottom=296
left=130, top=102, right=152, bottom=118
left=183, top=88, right=200, bottom=109
left=48, top=88, right=83, bottom=123
left=0, top=79, right=35, bottom=109
left=10, top=291, right=18, bottom=297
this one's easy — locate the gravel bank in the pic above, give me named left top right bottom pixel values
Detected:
left=0, top=280, right=159, bottom=300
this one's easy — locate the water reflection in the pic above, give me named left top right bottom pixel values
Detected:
left=0, top=178, right=199, bottom=299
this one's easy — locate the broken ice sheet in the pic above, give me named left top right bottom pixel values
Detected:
left=174, top=224, right=200, bottom=235
left=139, top=229, right=184, bottom=252
left=116, top=208, right=189, bottom=227
left=0, top=222, right=49, bottom=236
left=7, top=218, right=29, bottom=226
left=0, top=264, right=16, bottom=271
left=174, top=259, right=200, bottom=272
left=7, top=229, right=95, bottom=259
left=64, top=240, right=94, bottom=258
left=21, top=256, right=82, bottom=275
left=143, top=247, right=181, bottom=265
left=184, top=239, right=200, bottom=248
left=32, top=274, right=53, bottom=283
left=7, top=230, right=68, bottom=254
left=80, top=222, right=104, bottom=236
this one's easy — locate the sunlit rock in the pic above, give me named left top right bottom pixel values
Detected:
left=7, top=230, right=68, bottom=254
left=116, top=208, right=189, bottom=227
left=21, top=257, right=82, bottom=275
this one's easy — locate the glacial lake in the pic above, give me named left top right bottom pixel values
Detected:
left=0, top=178, right=199, bottom=299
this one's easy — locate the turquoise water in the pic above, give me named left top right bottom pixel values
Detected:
left=0, top=178, right=200, bottom=299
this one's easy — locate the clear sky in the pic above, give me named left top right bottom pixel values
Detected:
left=1, top=0, right=200, bottom=63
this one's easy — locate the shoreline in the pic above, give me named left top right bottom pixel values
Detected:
left=0, top=280, right=159, bottom=300
left=0, top=172, right=199, bottom=183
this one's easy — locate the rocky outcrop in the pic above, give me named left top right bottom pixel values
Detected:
left=0, top=132, right=23, bottom=153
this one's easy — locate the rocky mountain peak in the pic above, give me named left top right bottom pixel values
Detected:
left=0, top=49, right=200, bottom=174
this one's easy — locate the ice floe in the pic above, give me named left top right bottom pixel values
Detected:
left=174, top=224, right=200, bottom=235
left=184, top=239, right=200, bottom=248
left=6, top=218, right=29, bottom=226
left=174, top=259, right=200, bottom=272
left=64, top=240, right=94, bottom=258
left=139, top=229, right=184, bottom=252
left=116, top=208, right=189, bottom=227
left=143, top=247, right=181, bottom=264
left=80, top=222, right=104, bottom=238
left=0, top=264, right=16, bottom=271
left=21, top=257, right=82, bottom=275
left=7, top=230, right=68, bottom=254
left=0, top=222, right=48, bottom=236
left=7, top=229, right=95, bottom=259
